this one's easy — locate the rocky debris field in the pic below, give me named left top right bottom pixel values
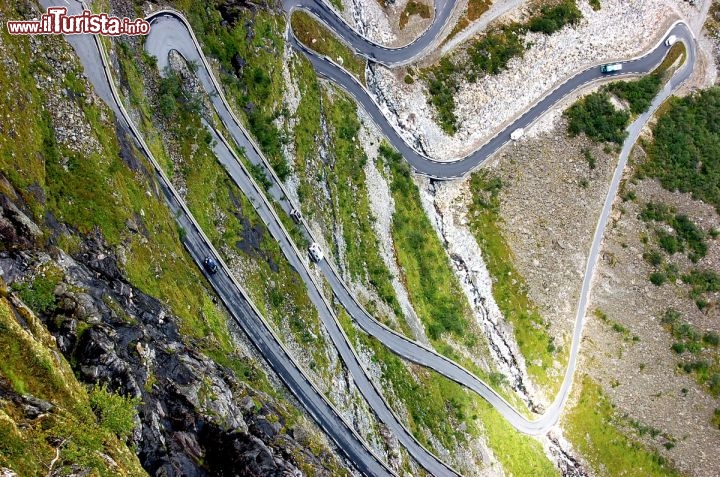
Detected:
left=368, top=0, right=698, bottom=161
left=584, top=148, right=720, bottom=477
left=474, top=118, right=620, bottom=354
left=339, top=0, right=437, bottom=48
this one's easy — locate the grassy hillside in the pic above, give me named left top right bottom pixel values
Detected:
left=379, top=145, right=471, bottom=341
left=0, top=8, right=248, bottom=380
left=114, top=42, right=336, bottom=381
left=338, top=309, right=558, bottom=476
left=291, top=11, right=367, bottom=84
left=0, top=2, right=344, bottom=472
left=564, top=376, right=682, bottom=477
left=467, top=172, right=564, bottom=392
left=0, top=286, right=146, bottom=476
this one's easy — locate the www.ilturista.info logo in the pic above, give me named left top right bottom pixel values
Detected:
left=7, top=7, right=150, bottom=36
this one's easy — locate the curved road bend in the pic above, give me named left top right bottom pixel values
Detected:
left=284, top=0, right=456, bottom=66
left=293, top=22, right=695, bottom=178
left=202, top=120, right=461, bottom=477
left=49, top=1, right=398, bottom=476
left=145, top=9, right=696, bottom=433
left=146, top=19, right=461, bottom=476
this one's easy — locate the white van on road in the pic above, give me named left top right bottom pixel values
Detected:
left=309, top=243, right=324, bottom=262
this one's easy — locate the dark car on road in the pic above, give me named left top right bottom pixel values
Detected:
left=203, top=256, right=219, bottom=274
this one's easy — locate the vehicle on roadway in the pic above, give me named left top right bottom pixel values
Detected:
left=600, top=63, right=623, bottom=74
left=309, top=243, right=324, bottom=262
left=510, top=128, right=524, bottom=141
left=203, top=256, right=219, bottom=274
left=665, top=35, right=678, bottom=47
left=290, top=208, right=302, bottom=223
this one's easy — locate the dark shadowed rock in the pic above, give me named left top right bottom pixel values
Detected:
left=4, top=234, right=336, bottom=476
left=216, top=0, right=259, bottom=26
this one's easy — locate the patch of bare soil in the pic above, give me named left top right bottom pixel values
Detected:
left=581, top=144, right=720, bottom=477
left=338, top=0, right=438, bottom=48
left=477, top=116, right=720, bottom=477
left=393, top=0, right=436, bottom=43
left=480, top=121, right=619, bottom=348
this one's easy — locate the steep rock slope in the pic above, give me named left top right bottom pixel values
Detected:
left=0, top=1, right=350, bottom=474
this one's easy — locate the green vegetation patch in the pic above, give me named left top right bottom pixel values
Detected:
left=564, top=375, right=682, bottom=477
left=566, top=41, right=685, bottom=143
left=467, top=171, right=562, bottom=391
left=290, top=57, right=330, bottom=229
left=639, top=202, right=709, bottom=262
left=640, top=202, right=719, bottom=308
left=662, top=309, right=718, bottom=354
left=291, top=11, right=367, bottom=85
left=662, top=309, right=720, bottom=396
left=379, top=144, right=471, bottom=340
left=289, top=61, right=410, bottom=333
left=10, top=265, right=63, bottom=315
left=0, top=294, right=146, bottom=476
left=182, top=7, right=291, bottom=180
left=526, top=1, right=583, bottom=35
left=465, top=25, right=526, bottom=81
left=399, top=0, right=432, bottom=29
left=424, top=58, right=461, bottom=134
left=681, top=269, right=720, bottom=310
left=88, top=384, right=141, bottom=440
left=604, top=74, right=662, bottom=115
left=639, top=204, right=718, bottom=304
left=639, top=87, right=720, bottom=213
left=565, top=91, right=630, bottom=144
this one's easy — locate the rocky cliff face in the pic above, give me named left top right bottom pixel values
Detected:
left=0, top=181, right=343, bottom=477
left=0, top=0, right=351, bottom=473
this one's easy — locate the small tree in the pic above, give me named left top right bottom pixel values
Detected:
left=89, top=384, right=141, bottom=440
left=649, top=271, right=667, bottom=286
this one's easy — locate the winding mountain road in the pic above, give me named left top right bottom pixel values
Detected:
left=283, top=0, right=457, bottom=66
left=50, top=2, right=399, bottom=476
left=290, top=4, right=696, bottom=430
left=144, top=0, right=696, bottom=449
left=54, top=0, right=698, bottom=474
left=293, top=22, right=695, bottom=178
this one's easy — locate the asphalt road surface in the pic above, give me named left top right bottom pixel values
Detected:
left=145, top=7, right=697, bottom=437
left=48, top=0, right=698, bottom=474
left=294, top=23, right=695, bottom=178
left=50, top=2, right=399, bottom=476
